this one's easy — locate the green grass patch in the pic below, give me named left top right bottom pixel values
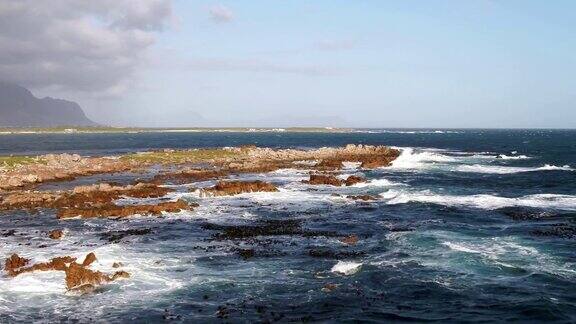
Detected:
left=0, top=156, right=45, bottom=170
left=120, top=149, right=240, bottom=164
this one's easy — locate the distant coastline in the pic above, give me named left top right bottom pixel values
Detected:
left=0, top=126, right=353, bottom=135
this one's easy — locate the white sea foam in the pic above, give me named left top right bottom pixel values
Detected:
left=389, top=148, right=456, bottom=170
left=331, top=261, right=362, bottom=275
left=498, top=154, right=531, bottom=160
left=380, top=189, right=576, bottom=211
left=456, top=164, right=573, bottom=174
left=350, top=178, right=404, bottom=188
left=342, top=161, right=362, bottom=170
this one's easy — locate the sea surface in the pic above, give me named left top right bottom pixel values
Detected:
left=1, top=129, right=576, bottom=322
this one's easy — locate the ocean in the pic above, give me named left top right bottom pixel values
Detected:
left=1, top=129, right=575, bottom=322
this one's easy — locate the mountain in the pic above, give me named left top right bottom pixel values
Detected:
left=0, top=82, right=98, bottom=127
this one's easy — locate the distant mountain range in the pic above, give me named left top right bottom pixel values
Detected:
left=0, top=82, right=97, bottom=127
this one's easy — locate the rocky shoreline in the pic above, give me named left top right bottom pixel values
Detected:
left=1, top=144, right=399, bottom=294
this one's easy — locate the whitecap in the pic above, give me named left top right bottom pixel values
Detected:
left=455, top=164, right=573, bottom=174
left=497, top=154, right=531, bottom=160
left=389, top=148, right=456, bottom=170
left=331, top=261, right=362, bottom=275
left=380, top=189, right=576, bottom=211
left=350, top=178, right=404, bottom=188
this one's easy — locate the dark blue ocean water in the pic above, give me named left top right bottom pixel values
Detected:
left=1, top=129, right=575, bottom=322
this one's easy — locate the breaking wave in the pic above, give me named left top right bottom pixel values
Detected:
left=380, top=189, right=576, bottom=211
left=456, top=164, right=573, bottom=174
left=390, top=148, right=456, bottom=169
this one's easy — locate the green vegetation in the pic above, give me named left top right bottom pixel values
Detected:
left=0, top=156, right=45, bottom=169
left=120, top=149, right=240, bottom=164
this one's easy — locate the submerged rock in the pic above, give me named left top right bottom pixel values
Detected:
left=339, top=235, right=359, bottom=245
left=48, top=229, right=64, bottom=240
left=201, top=180, right=278, bottom=196
left=100, top=228, right=153, bottom=243
left=347, top=195, right=377, bottom=201
left=202, top=219, right=338, bottom=239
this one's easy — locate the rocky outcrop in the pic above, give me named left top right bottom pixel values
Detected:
left=57, top=199, right=195, bottom=219
left=0, top=182, right=173, bottom=215
left=347, top=195, right=377, bottom=201
left=242, top=144, right=399, bottom=170
left=339, top=235, right=359, bottom=245
left=201, top=181, right=278, bottom=197
left=344, top=175, right=365, bottom=186
left=4, top=254, right=30, bottom=275
left=3, top=252, right=129, bottom=293
left=0, top=154, right=136, bottom=191
left=152, top=169, right=229, bottom=184
left=304, top=174, right=366, bottom=187
left=305, top=174, right=343, bottom=186
left=49, top=229, right=64, bottom=240
left=6, top=255, right=77, bottom=277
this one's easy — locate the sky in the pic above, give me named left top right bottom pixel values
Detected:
left=0, top=0, right=575, bottom=128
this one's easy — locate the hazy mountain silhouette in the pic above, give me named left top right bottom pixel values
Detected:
left=0, top=82, right=97, bottom=127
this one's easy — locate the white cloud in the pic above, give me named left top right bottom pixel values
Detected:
left=0, top=0, right=172, bottom=96
left=209, top=5, right=234, bottom=23
left=186, top=58, right=338, bottom=76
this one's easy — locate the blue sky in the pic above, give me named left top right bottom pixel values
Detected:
left=18, top=0, right=576, bottom=128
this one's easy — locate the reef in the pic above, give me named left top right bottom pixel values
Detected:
left=0, top=144, right=399, bottom=300
left=201, top=180, right=279, bottom=197
left=3, top=252, right=129, bottom=293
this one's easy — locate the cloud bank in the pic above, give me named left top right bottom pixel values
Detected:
left=209, top=5, right=234, bottom=23
left=0, top=0, right=172, bottom=96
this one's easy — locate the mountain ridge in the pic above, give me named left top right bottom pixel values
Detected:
left=0, top=82, right=97, bottom=127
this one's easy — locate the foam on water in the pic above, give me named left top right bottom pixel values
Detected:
left=350, top=178, right=405, bottom=188
left=381, top=189, right=576, bottom=211
left=498, top=154, right=531, bottom=160
left=389, top=148, right=457, bottom=170
left=456, top=164, right=573, bottom=174
left=331, top=261, right=362, bottom=275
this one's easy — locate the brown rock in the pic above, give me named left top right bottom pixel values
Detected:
left=322, top=283, right=338, bottom=292
left=152, top=169, right=229, bottom=184
left=57, top=199, right=195, bottom=219
left=4, top=254, right=30, bottom=275
left=82, top=252, right=97, bottom=266
left=305, top=174, right=343, bottom=186
left=202, top=181, right=278, bottom=196
left=111, top=270, right=130, bottom=280
left=112, top=262, right=123, bottom=268
left=347, top=195, right=377, bottom=201
left=339, top=235, right=359, bottom=245
left=49, top=229, right=64, bottom=240
left=7, top=255, right=77, bottom=277
left=344, top=175, right=365, bottom=186
left=65, top=262, right=111, bottom=290
left=316, top=159, right=343, bottom=170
